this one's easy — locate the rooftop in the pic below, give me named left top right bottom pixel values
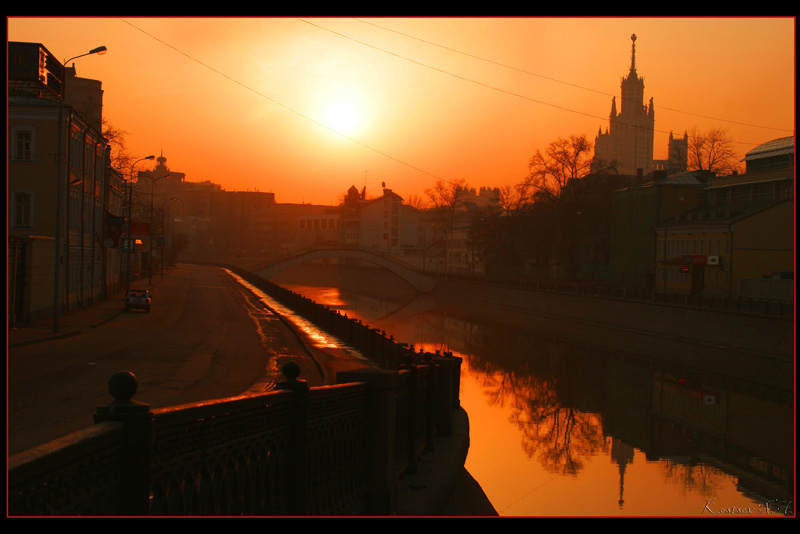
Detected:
left=743, top=136, right=795, bottom=161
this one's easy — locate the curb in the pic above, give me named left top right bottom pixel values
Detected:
left=9, top=310, right=126, bottom=349
left=9, top=329, right=83, bottom=349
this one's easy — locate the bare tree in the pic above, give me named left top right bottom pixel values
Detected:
left=687, top=127, right=742, bottom=175
left=425, top=178, right=470, bottom=234
left=521, top=134, right=612, bottom=204
left=404, top=192, right=429, bottom=210
left=521, top=134, right=616, bottom=279
left=102, top=119, right=134, bottom=174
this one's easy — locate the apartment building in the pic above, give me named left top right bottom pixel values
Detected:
left=654, top=136, right=794, bottom=300
left=9, top=42, right=122, bottom=324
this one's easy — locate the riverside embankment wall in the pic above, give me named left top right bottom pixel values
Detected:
left=271, top=263, right=795, bottom=398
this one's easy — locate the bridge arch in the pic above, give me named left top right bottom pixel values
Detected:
left=250, top=248, right=437, bottom=294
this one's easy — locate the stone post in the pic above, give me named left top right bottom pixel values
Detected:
left=433, top=353, right=462, bottom=436
left=276, top=361, right=310, bottom=516
left=94, top=370, right=154, bottom=515
left=337, top=368, right=400, bottom=516
left=399, top=363, right=418, bottom=474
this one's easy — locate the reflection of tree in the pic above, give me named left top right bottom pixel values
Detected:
left=472, top=361, right=608, bottom=476
left=659, top=459, right=724, bottom=498
left=517, top=382, right=608, bottom=475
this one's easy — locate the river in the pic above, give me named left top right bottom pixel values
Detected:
left=269, top=263, right=794, bottom=517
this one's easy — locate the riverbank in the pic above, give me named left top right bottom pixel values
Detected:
left=272, top=263, right=794, bottom=401
left=268, top=262, right=794, bottom=516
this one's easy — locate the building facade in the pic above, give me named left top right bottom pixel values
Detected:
left=654, top=136, right=794, bottom=300
left=8, top=42, right=120, bottom=324
left=609, top=170, right=709, bottom=290
left=340, top=186, right=422, bottom=255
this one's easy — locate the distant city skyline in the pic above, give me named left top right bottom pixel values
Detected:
left=8, top=17, right=795, bottom=205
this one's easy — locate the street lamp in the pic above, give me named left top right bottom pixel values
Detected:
left=125, top=155, right=155, bottom=294
left=149, top=173, right=171, bottom=284
left=64, top=46, right=108, bottom=66
left=52, top=45, right=107, bottom=333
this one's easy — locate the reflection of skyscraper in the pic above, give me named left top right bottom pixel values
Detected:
left=611, top=438, right=635, bottom=509
left=595, top=34, right=655, bottom=176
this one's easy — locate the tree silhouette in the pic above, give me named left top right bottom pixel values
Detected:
left=687, top=127, right=742, bottom=175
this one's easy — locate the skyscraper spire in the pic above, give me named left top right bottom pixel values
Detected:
left=594, top=33, right=654, bottom=176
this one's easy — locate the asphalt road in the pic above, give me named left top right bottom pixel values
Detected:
left=8, top=264, right=367, bottom=456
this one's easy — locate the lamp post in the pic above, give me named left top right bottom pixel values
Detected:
left=53, top=45, right=107, bottom=333
left=126, top=156, right=155, bottom=294
left=149, top=173, right=171, bottom=284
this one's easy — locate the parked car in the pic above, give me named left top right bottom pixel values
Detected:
left=125, top=289, right=151, bottom=312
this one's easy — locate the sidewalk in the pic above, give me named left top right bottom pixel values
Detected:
left=8, top=277, right=161, bottom=350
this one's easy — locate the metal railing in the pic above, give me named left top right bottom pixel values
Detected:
left=9, top=358, right=462, bottom=516
left=8, top=267, right=463, bottom=516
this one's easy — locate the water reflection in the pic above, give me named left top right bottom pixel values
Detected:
left=274, top=270, right=794, bottom=517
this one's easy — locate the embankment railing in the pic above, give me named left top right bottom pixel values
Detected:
left=9, top=356, right=462, bottom=516
left=8, top=268, right=463, bottom=516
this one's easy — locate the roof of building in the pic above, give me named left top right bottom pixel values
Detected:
left=655, top=198, right=791, bottom=229
left=743, top=136, right=795, bottom=161
left=653, top=171, right=709, bottom=186
left=706, top=167, right=793, bottom=189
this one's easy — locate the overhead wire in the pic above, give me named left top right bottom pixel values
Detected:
left=354, top=17, right=793, bottom=136
left=303, top=18, right=792, bottom=148
left=121, top=17, right=790, bottom=182
left=118, top=18, right=448, bottom=182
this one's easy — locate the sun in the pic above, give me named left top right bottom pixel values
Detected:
left=315, top=84, right=365, bottom=137
left=324, top=100, right=360, bottom=135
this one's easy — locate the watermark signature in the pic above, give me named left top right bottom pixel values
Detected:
left=701, top=498, right=793, bottom=516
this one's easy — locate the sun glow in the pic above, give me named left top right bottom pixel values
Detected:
left=325, top=100, right=360, bottom=135
left=316, top=83, right=365, bottom=137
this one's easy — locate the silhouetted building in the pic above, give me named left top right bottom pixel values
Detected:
left=595, top=34, right=655, bottom=176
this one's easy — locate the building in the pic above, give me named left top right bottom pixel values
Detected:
left=609, top=170, right=710, bottom=290
left=8, top=42, right=120, bottom=325
left=594, top=34, right=656, bottom=176
left=133, top=155, right=348, bottom=264
left=340, top=185, right=422, bottom=255
left=654, top=136, right=794, bottom=300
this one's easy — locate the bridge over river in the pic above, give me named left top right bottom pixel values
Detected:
left=248, top=245, right=437, bottom=294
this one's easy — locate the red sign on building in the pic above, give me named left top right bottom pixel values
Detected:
left=130, top=222, right=150, bottom=236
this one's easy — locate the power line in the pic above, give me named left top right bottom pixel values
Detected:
left=301, top=19, right=792, bottom=149
left=354, top=17, right=794, bottom=136
left=299, top=19, right=610, bottom=125
left=299, top=19, right=699, bottom=144
left=119, top=18, right=447, bottom=182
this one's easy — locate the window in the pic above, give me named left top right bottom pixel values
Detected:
left=13, top=191, right=32, bottom=227
left=14, top=128, right=34, bottom=161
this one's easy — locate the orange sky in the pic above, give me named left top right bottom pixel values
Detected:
left=8, top=17, right=796, bottom=205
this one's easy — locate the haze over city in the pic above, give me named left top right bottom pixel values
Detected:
left=7, top=16, right=795, bottom=205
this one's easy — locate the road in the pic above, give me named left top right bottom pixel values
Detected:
left=8, top=264, right=368, bottom=456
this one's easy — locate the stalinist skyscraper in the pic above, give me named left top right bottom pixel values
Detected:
left=594, top=34, right=655, bottom=176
